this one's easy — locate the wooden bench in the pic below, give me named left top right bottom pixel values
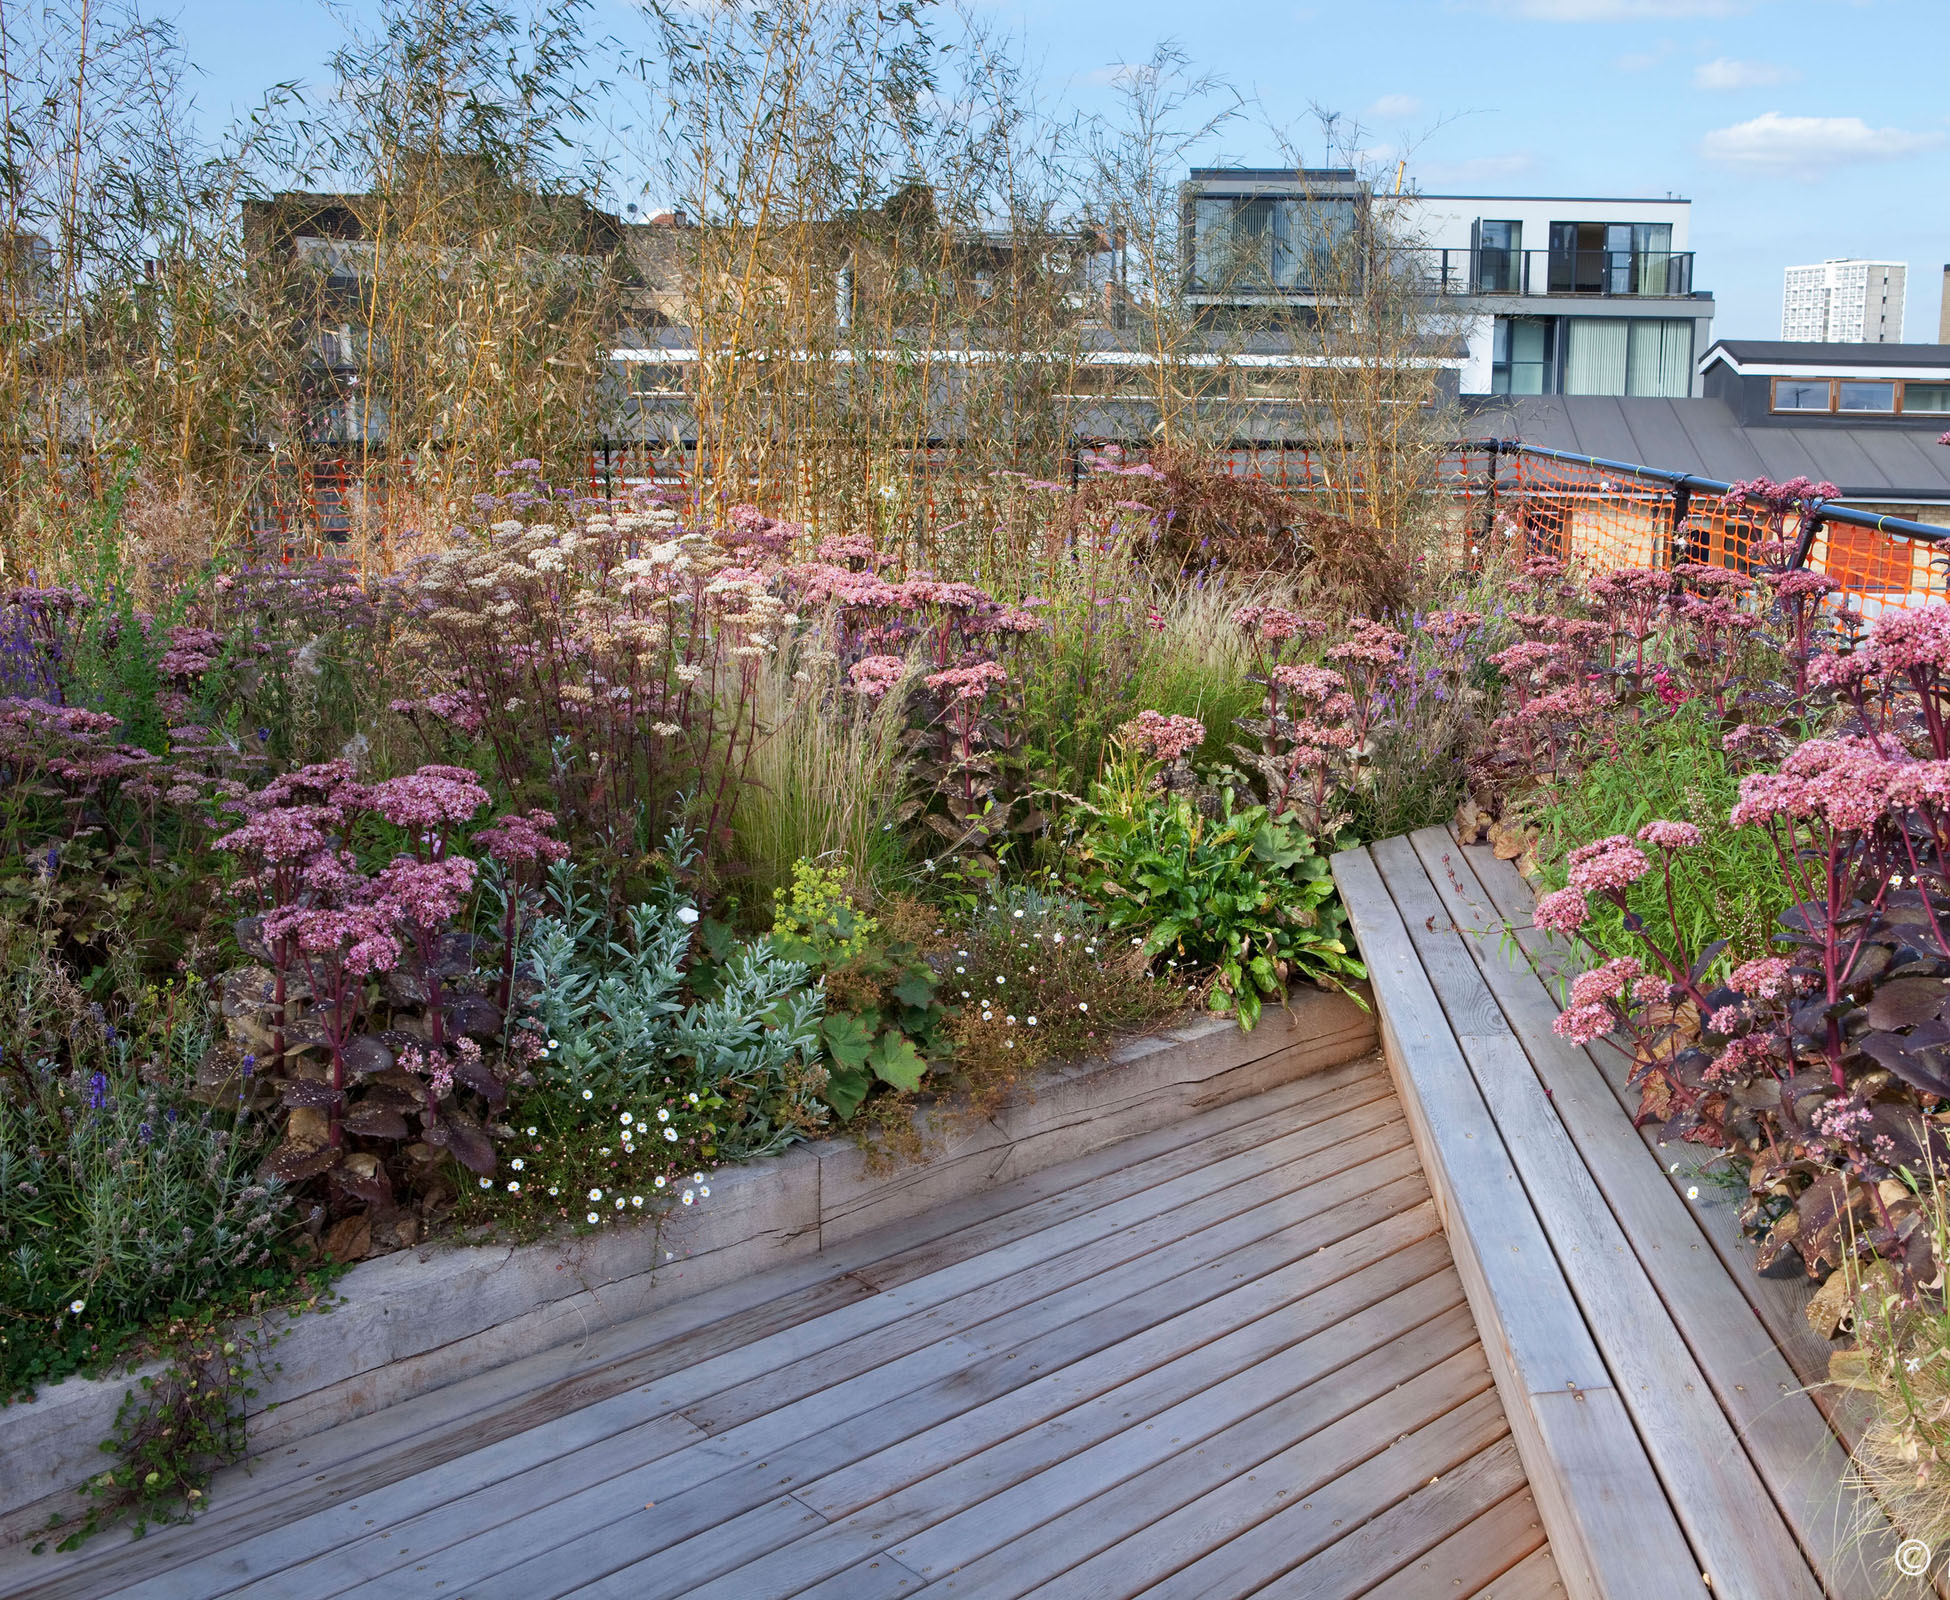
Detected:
left=1333, top=826, right=1925, bottom=1600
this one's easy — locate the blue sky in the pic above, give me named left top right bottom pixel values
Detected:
left=170, top=0, right=1948, bottom=342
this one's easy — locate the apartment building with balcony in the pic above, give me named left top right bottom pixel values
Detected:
left=1181, top=173, right=1715, bottom=399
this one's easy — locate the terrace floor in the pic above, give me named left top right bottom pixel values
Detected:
left=5, top=1054, right=1559, bottom=1600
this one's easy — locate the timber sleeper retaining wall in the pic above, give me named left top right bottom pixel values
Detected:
left=0, top=982, right=1374, bottom=1540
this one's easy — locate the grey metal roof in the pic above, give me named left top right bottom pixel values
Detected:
left=1705, top=340, right=1950, bottom=370
left=1465, top=394, right=1950, bottom=502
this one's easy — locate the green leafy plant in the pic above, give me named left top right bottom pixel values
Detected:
left=769, top=859, right=945, bottom=1119
left=462, top=859, right=829, bottom=1235
left=1074, top=781, right=1365, bottom=1030
left=939, top=887, right=1183, bottom=1111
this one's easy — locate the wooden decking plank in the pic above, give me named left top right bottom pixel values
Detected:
left=1333, top=845, right=1697, bottom=1600
left=318, top=1170, right=1436, bottom=1600
left=558, top=1492, right=831, bottom=1600
left=792, top=1553, right=926, bottom=1598
left=1365, top=1484, right=1552, bottom=1600
left=679, top=1105, right=1409, bottom=1431
left=1035, top=1374, right=1504, bottom=1600
left=1415, top=827, right=1901, bottom=1599
left=893, top=1290, right=1476, bottom=1587
left=425, top=1175, right=1436, bottom=1600
left=1251, top=1436, right=1530, bottom=1600
left=808, top=1256, right=1463, bottom=1528
left=720, top=1302, right=1486, bottom=1600
left=1476, top=1543, right=1572, bottom=1600
left=14, top=1059, right=1391, bottom=1600
left=853, top=1063, right=1395, bottom=1290
left=89, top=1119, right=1411, bottom=1600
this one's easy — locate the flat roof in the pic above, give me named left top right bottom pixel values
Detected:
left=1465, top=393, right=1950, bottom=502
left=1705, top=339, right=1950, bottom=372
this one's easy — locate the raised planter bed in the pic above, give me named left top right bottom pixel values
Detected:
left=0, top=983, right=1374, bottom=1543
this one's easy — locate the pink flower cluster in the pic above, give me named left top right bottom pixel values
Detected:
left=1863, top=602, right=1950, bottom=677
left=1532, top=886, right=1589, bottom=935
left=1119, top=711, right=1206, bottom=764
left=1729, top=736, right=1913, bottom=832
left=1270, top=663, right=1351, bottom=706
left=1636, top=819, right=1701, bottom=851
left=925, top=661, right=1008, bottom=702
left=1325, top=620, right=1407, bottom=668
left=1233, top=605, right=1326, bottom=644
left=158, top=626, right=223, bottom=679
left=849, top=655, right=909, bottom=698
left=475, top=808, right=570, bottom=866
left=1727, top=475, right=1838, bottom=513
left=369, top=765, right=491, bottom=834
left=1728, top=957, right=1793, bottom=1000
left=1565, top=835, right=1651, bottom=894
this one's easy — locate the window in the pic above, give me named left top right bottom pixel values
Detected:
left=1474, top=220, right=1521, bottom=294
left=1547, top=221, right=1678, bottom=295
left=1191, top=195, right=1357, bottom=292
left=1563, top=318, right=1692, bottom=397
left=1772, top=378, right=1832, bottom=413
left=1906, top=383, right=1950, bottom=413
left=1840, top=380, right=1897, bottom=413
left=1492, top=317, right=1555, bottom=394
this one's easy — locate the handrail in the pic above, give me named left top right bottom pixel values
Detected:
left=1468, top=437, right=1950, bottom=549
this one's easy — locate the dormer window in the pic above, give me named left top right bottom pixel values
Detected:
left=1839, top=380, right=1896, bottom=413
left=1769, top=376, right=1945, bottom=416
left=1773, top=379, right=1830, bottom=412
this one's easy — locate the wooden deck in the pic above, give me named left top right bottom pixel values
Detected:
left=3, top=1053, right=1559, bottom=1600
left=1333, top=826, right=1930, bottom=1600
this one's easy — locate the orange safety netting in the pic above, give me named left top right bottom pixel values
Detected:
left=1483, top=448, right=1950, bottom=615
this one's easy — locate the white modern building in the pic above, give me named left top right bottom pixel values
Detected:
left=1181, top=172, right=1715, bottom=399
left=1781, top=259, right=1906, bottom=343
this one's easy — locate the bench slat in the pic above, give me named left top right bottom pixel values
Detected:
left=1333, top=845, right=1697, bottom=1600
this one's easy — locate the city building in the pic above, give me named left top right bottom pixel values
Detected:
left=1180, top=171, right=1715, bottom=399
left=1781, top=259, right=1906, bottom=343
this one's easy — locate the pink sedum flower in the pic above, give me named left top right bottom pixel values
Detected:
left=1568, top=957, right=1641, bottom=1008
left=1728, top=957, right=1793, bottom=1000
left=1532, top=886, right=1589, bottom=936
left=848, top=655, right=909, bottom=698
left=1552, top=1001, right=1614, bottom=1045
left=925, top=660, right=1008, bottom=702
left=1120, top=711, right=1206, bottom=763
left=1636, top=819, right=1701, bottom=851
left=1565, top=835, right=1650, bottom=894
left=369, top=765, right=490, bottom=831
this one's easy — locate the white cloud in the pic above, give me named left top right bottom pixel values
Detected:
left=1364, top=94, right=1423, bottom=120
left=1693, top=56, right=1796, bottom=89
left=1486, top=0, right=1749, bottom=18
left=1700, top=112, right=1943, bottom=176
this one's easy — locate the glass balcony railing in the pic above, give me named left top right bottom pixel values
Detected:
left=1420, top=247, right=1695, bottom=298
